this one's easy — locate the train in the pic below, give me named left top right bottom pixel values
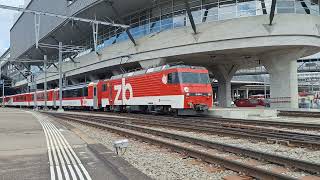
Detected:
left=1, top=65, right=213, bottom=115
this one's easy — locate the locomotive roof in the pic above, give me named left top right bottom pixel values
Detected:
left=110, top=65, right=207, bottom=80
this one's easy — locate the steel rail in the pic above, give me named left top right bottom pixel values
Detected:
left=120, top=114, right=320, bottom=141
left=279, top=111, right=320, bottom=118
left=46, top=112, right=297, bottom=180
left=103, top=112, right=320, bottom=130
left=48, top=113, right=320, bottom=174
left=59, top=113, right=320, bottom=149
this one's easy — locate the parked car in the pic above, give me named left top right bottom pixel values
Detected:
left=234, top=98, right=270, bottom=107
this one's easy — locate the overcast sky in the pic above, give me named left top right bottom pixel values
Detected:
left=0, top=0, right=25, bottom=55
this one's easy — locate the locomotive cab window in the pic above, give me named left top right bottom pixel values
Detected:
left=167, top=72, right=180, bottom=84
left=167, top=72, right=210, bottom=84
left=180, top=72, right=210, bottom=84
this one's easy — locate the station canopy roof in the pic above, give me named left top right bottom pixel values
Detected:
left=18, top=0, right=152, bottom=66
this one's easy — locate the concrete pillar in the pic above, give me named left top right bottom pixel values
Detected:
left=261, top=48, right=306, bottom=109
left=139, top=58, right=166, bottom=69
left=210, top=64, right=239, bottom=108
left=218, top=78, right=232, bottom=107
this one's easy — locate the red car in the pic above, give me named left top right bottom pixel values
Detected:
left=234, top=98, right=270, bottom=107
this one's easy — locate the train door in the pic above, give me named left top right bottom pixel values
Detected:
left=93, top=84, right=98, bottom=109
left=108, top=82, right=113, bottom=106
left=53, top=90, right=56, bottom=108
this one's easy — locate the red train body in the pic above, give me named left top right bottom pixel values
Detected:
left=1, top=65, right=213, bottom=115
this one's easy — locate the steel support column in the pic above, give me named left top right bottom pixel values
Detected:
left=299, top=0, right=310, bottom=14
left=185, top=0, right=197, bottom=34
left=269, top=0, right=277, bottom=25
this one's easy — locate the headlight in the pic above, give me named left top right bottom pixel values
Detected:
left=184, top=87, right=190, bottom=93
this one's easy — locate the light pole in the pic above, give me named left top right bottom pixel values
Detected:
left=264, top=75, right=267, bottom=99
left=32, top=74, right=38, bottom=110
left=44, top=55, right=48, bottom=110
left=57, top=42, right=64, bottom=112
left=0, top=64, right=4, bottom=107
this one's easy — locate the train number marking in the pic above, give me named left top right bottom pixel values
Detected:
left=114, top=78, right=133, bottom=104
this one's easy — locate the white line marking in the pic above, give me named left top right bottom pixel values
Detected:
left=39, top=118, right=64, bottom=180
left=44, top=121, right=78, bottom=180
left=45, top=120, right=88, bottom=180
left=42, top=121, right=70, bottom=180
left=30, top=112, right=92, bottom=180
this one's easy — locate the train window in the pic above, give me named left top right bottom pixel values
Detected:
left=167, top=72, right=180, bottom=84
left=94, top=87, right=97, bottom=96
left=63, top=88, right=83, bottom=98
left=102, top=84, right=107, bottom=92
left=83, top=87, right=88, bottom=97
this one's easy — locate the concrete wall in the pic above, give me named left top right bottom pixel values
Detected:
left=14, top=14, right=320, bottom=87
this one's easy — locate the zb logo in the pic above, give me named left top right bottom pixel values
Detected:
left=114, top=78, right=133, bottom=104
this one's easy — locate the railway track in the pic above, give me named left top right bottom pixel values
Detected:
left=43, top=111, right=320, bottom=179
left=60, top=112, right=320, bottom=149
left=60, top=109, right=320, bottom=130
left=114, top=112, right=320, bottom=130
left=279, top=110, right=320, bottom=118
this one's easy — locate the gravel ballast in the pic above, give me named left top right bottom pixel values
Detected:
left=68, top=121, right=238, bottom=180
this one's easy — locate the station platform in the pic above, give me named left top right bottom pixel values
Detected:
left=209, top=107, right=278, bottom=119
left=0, top=108, right=150, bottom=180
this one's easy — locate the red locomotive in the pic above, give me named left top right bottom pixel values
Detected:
left=1, top=65, right=213, bottom=115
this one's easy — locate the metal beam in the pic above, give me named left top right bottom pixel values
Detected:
left=68, top=54, right=78, bottom=63
left=0, top=58, right=56, bottom=63
left=51, top=63, right=59, bottom=70
left=50, top=35, right=60, bottom=44
left=269, top=0, right=277, bottom=25
left=20, top=62, right=29, bottom=70
left=11, top=63, right=28, bottom=79
left=126, top=29, right=137, bottom=46
left=299, top=0, right=311, bottom=14
left=0, top=4, right=129, bottom=28
left=37, top=46, right=47, bottom=56
left=185, top=0, right=197, bottom=34
left=261, top=0, right=268, bottom=14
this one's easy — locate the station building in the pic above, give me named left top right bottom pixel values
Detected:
left=1, top=0, right=320, bottom=108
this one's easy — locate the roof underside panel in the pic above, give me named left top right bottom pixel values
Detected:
left=10, top=0, right=151, bottom=62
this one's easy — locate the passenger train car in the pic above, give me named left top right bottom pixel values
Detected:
left=1, top=65, right=213, bottom=115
